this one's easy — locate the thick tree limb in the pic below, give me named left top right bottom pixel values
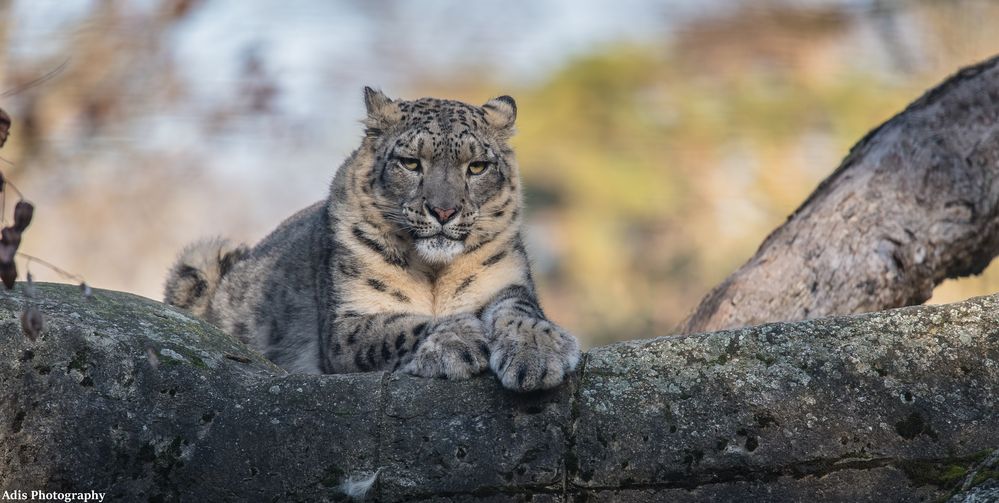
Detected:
left=681, top=54, right=999, bottom=334
left=2, top=284, right=997, bottom=501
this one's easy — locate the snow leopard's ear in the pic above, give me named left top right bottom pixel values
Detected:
left=363, top=86, right=399, bottom=137
left=482, top=95, right=517, bottom=134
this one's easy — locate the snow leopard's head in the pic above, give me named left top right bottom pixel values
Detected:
left=359, top=87, right=521, bottom=265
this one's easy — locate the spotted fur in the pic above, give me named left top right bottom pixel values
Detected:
left=163, top=88, right=580, bottom=391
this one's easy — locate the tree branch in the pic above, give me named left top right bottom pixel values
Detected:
left=681, top=54, right=999, bottom=334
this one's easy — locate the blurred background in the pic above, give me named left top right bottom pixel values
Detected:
left=1, top=0, right=998, bottom=348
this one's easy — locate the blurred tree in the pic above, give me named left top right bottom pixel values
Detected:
left=0, top=0, right=201, bottom=176
left=682, top=53, right=999, bottom=333
left=0, top=0, right=264, bottom=300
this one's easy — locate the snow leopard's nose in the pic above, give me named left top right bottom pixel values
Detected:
left=427, top=204, right=459, bottom=224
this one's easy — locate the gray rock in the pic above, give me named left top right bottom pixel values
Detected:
left=1, top=284, right=998, bottom=501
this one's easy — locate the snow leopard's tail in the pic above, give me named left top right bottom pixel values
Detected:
left=163, top=237, right=249, bottom=318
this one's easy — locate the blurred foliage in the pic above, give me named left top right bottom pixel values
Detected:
left=512, top=47, right=918, bottom=344
left=418, top=1, right=999, bottom=345
left=3, top=0, right=999, bottom=347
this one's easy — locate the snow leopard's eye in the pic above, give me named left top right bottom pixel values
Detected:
left=467, top=161, right=490, bottom=175
left=397, top=157, right=421, bottom=171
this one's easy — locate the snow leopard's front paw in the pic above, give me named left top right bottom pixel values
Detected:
left=402, top=314, right=490, bottom=380
left=489, top=315, right=580, bottom=392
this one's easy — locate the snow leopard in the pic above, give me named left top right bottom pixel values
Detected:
left=163, top=88, right=580, bottom=391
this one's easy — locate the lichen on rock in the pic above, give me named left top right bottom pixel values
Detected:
left=1, top=283, right=997, bottom=501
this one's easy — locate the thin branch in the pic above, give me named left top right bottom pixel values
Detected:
left=18, top=252, right=86, bottom=284
left=5, top=178, right=23, bottom=200
left=0, top=58, right=70, bottom=98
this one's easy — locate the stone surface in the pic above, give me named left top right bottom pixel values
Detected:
left=1, top=284, right=380, bottom=502
left=577, top=302, right=999, bottom=495
left=379, top=373, right=570, bottom=501
left=1, top=284, right=998, bottom=501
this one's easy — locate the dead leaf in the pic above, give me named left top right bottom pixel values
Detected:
left=0, top=260, right=16, bottom=289
left=20, top=306, right=43, bottom=341
left=0, top=107, right=9, bottom=148
left=13, top=201, right=33, bottom=232
left=0, top=241, right=16, bottom=264
left=2, top=226, right=21, bottom=249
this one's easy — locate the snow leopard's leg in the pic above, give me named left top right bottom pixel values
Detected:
left=324, top=310, right=490, bottom=379
left=481, top=285, right=581, bottom=392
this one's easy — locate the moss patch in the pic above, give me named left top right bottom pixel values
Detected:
left=897, top=450, right=994, bottom=491
left=898, top=461, right=968, bottom=489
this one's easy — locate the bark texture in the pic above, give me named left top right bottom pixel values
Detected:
left=681, top=54, right=999, bottom=334
left=1, top=284, right=998, bottom=502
